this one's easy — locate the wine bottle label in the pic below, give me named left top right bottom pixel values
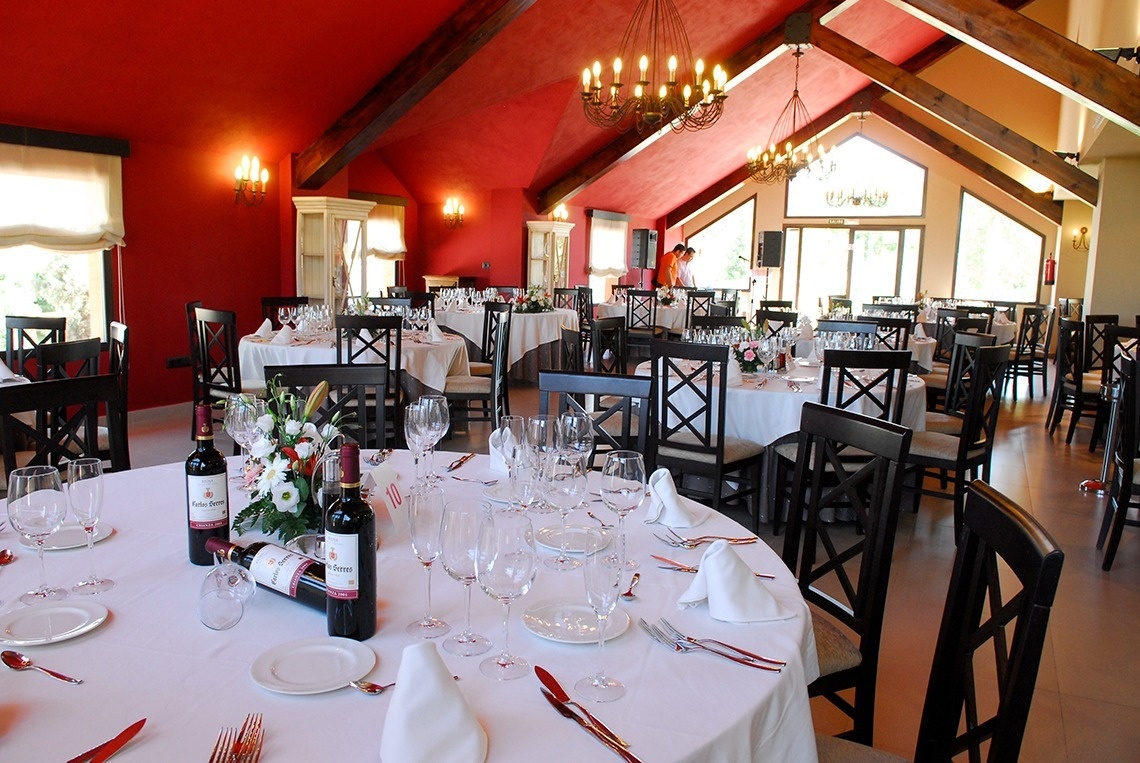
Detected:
left=187, top=474, right=229, bottom=529
left=249, top=545, right=316, bottom=598
left=325, top=531, right=360, bottom=600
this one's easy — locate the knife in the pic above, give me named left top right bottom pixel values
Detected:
left=535, top=665, right=628, bottom=748
left=541, top=689, right=645, bottom=763
left=66, top=718, right=146, bottom=763
left=446, top=452, right=475, bottom=471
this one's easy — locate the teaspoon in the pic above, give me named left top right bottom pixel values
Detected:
left=351, top=674, right=459, bottom=695
left=1, top=650, right=83, bottom=684
left=0, top=549, right=14, bottom=566
left=620, top=572, right=641, bottom=600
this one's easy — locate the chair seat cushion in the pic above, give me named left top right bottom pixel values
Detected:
left=813, top=615, right=863, bottom=677
left=924, top=411, right=963, bottom=435
left=467, top=361, right=492, bottom=376
left=443, top=376, right=491, bottom=395
left=815, top=733, right=908, bottom=763
left=657, top=432, right=764, bottom=465
left=918, top=369, right=947, bottom=391
left=907, top=430, right=985, bottom=465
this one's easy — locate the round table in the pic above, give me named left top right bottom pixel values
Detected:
left=596, top=302, right=687, bottom=332
left=435, top=307, right=578, bottom=380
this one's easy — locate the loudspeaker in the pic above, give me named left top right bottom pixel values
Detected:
left=757, top=230, right=784, bottom=268
left=631, top=229, right=658, bottom=269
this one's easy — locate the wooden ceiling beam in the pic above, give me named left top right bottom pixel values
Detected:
left=811, top=24, right=1098, bottom=205
left=294, top=0, right=538, bottom=190
left=871, top=100, right=1062, bottom=224
left=889, top=0, right=1140, bottom=136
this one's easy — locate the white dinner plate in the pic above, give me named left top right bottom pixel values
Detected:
left=250, top=637, right=376, bottom=695
left=522, top=599, right=630, bottom=644
left=535, top=525, right=612, bottom=555
left=0, top=600, right=109, bottom=646
left=20, top=523, right=113, bottom=551
left=785, top=374, right=817, bottom=383
left=482, top=484, right=513, bottom=504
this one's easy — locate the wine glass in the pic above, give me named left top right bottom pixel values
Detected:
left=277, top=306, right=292, bottom=330
left=542, top=451, right=589, bottom=571
left=7, top=465, right=69, bottom=604
left=406, top=485, right=450, bottom=638
left=509, top=449, right=544, bottom=514
left=404, top=401, right=431, bottom=484
left=419, top=394, right=449, bottom=483
left=524, top=415, right=557, bottom=514
left=575, top=529, right=625, bottom=702
left=557, top=411, right=594, bottom=459
left=496, top=415, right=525, bottom=478
left=475, top=510, right=538, bottom=680
left=440, top=500, right=492, bottom=657
left=224, top=393, right=255, bottom=485
left=600, top=451, right=647, bottom=571
left=67, top=458, right=113, bottom=594
left=198, top=549, right=256, bottom=630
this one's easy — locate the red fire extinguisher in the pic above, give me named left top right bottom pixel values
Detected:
left=1044, top=252, right=1056, bottom=285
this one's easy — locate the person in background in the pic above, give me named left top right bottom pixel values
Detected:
left=677, top=247, right=697, bottom=288
left=656, top=244, right=683, bottom=288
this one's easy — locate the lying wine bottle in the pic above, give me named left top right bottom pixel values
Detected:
left=205, top=537, right=326, bottom=612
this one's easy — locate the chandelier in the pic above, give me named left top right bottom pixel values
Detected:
left=581, top=0, right=728, bottom=134
left=746, top=46, right=831, bottom=184
left=824, top=108, right=888, bottom=208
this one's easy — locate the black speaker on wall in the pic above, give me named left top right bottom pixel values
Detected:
left=757, top=230, right=784, bottom=268
left=631, top=228, right=658, bottom=269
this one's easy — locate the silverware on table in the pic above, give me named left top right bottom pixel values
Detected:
left=450, top=476, right=498, bottom=486
left=639, top=619, right=780, bottom=672
left=446, top=452, right=475, bottom=471
left=655, top=528, right=757, bottom=549
left=366, top=448, right=393, bottom=465
left=65, top=717, right=146, bottom=763
left=658, top=618, right=785, bottom=667
left=535, top=665, right=629, bottom=748
left=649, top=554, right=776, bottom=580
left=2, top=650, right=82, bottom=684
left=541, top=689, right=645, bottom=762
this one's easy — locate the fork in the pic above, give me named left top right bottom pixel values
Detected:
left=659, top=528, right=757, bottom=548
left=450, top=476, right=499, bottom=486
left=208, top=727, right=236, bottom=763
left=366, top=448, right=393, bottom=465
left=786, top=379, right=802, bottom=393
left=231, top=713, right=262, bottom=762
left=658, top=618, right=785, bottom=667
left=645, top=619, right=780, bottom=672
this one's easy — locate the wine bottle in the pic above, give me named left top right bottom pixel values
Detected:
left=186, top=404, right=229, bottom=565
left=325, top=442, right=377, bottom=640
left=205, top=537, right=326, bottom=611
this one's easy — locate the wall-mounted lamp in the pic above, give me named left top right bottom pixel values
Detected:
left=234, top=155, right=268, bottom=205
left=1072, top=226, right=1090, bottom=251
left=443, top=197, right=464, bottom=229
left=551, top=203, right=569, bottom=222
left=1094, top=47, right=1138, bottom=63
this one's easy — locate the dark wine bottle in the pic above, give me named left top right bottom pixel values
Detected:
left=186, top=404, right=229, bottom=565
left=205, top=537, right=326, bottom=611
left=325, top=442, right=376, bottom=640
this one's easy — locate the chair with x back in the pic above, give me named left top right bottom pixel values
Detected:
left=1004, top=305, right=1049, bottom=401
left=575, top=285, right=595, bottom=354
left=591, top=316, right=627, bottom=375
left=405, top=291, right=437, bottom=318
left=924, top=332, right=996, bottom=433
left=865, top=315, right=912, bottom=351
left=683, top=290, right=716, bottom=330
left=264, top=363, right=389, bottom=450
left=1084, top=313, right=1120, bottom=378
left=539, top=371, right=651, bottom=469
left=1097, top=350, right=1140, bottom=570
left=625, top=289, right=663, bottom=357
left=261, top=296, right=310, bottom=329
left=755, top=309, right=799, bottom=339
left=783, top=402, right=912, bottom=747
left=931, top=309, right=969, bottom=365
left=99, top=321, right=130, bottom=465
left=34, top=337, right=101, bottom=381
left=335, top=314, right=403, bottom=445
left=553, top=287, right=578, bottom=312
left=193, top=307, right=248, bottom=445
left=5, top=315, right=66, bottom=379
left=444, top=314, right=509, bottom=431
left=1047, top=318, right=1101, bottom=444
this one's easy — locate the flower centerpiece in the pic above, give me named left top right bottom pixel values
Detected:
left=514, top=284, right=554, bottom=313
left=657, top=285, right=676, bottom=306
left=731, top=338, right=764, bottom=373
left=233, top=378, right=340, bottom=542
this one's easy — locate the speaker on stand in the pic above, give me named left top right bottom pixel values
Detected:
left=631, top=228, right=658, bottom=288
left=755, top=230, right=784, bottom=303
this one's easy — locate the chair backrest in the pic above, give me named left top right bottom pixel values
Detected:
left=820, top=349, right=912, bottom=423
left=958, top=344, right=1012, bottom=462
left=915, top=481, right=1063, bottom=762
left=1014, top=306, right=1047, bottom=358
left=685, top=290, right=716, bottom=327
left=489, top=285, right=521, bottom=300
left=591, top=316, right=627, bottom=374
left=942, top=332, right=997, bottom=415
left=1113, top=353, right=1138, bottom=487
left=1084, top=314, right=1120, bottom=372
left=553, top=287, right=578, bottom=312
left=610, top=284, right=629, bottom=303
left=933, top=309, right=970, bottom=363
left=261, top=296, right=310, bottom=328
left=108, top=321, right=130, bottom=437
left=5, top=315, right=66, bottom=379
left=691, top=314, right=747, bottom=330
left=263, top=363, right=389, bottom=449
left=404, top=291, right=437, bottom=317
left=185, top=300, right=202, bottom=384
left=1101, top=325, right=1140, bottom=388
left=755, top=309, right=798, bottom=337
left=709, top=301, right=735, bottom=317
left=481, top=301, right=512, bottom=365
left=1056, top=318, right=1085, bottom=382
left=35, top=338, right=101, bottom=381
left=716, top=288, right=740, bottom=312
left=483, top=313, right=512, bottom=429
left=560, top=324, right=582, bottom=372
left=194, top=307, right=242, bottom=398
left=0, top=374, right=129, bottom=474
left=370, top=296, right=412, bottom=313
left=862, top=302, right=920, bottom=322
left=626, top=290, right=658, bottom=331
left=759, top=299, right=793, bottom=310
left=387, top=285, right=409, bottom=297
left=538, top=371, right=651, bottom=465
left=828, top=296, right=853, bottom=313
left=575, top=285, right=594, bottom=329
left=865, top=315, right=912, bottom=351
left=962, top=304, right=996, bottom=332
left=334, top=314, right=402, bottom=416
left=649, top=340, right=729, bottom=464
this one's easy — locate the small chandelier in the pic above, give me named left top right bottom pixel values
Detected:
left=825, top=108, right=888, bottom=208
left=746, top=45, right=831, bottom=185
left=234, top=155, right=269, bottom=205
left=581, top=0, right=728, bottom=134
left=443, top=197, right=464, bottom=229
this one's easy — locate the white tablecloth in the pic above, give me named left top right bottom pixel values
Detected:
left=991, top=320, right=1018, bottom=346
left=596, top=302, right=688, bottom=332
left=436, top=307, right=578, bottom=370
left=0, top=453, right=819, bottom=762
left=238, top=331, right=470, bottom=394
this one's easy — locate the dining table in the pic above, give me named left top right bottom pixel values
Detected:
left=595, top=301, right=688, bottom=333
left=435, top=307, right=578, bottom=381
left=0, top=452, right=820, bottom=762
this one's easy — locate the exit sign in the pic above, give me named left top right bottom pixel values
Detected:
left=828, top=218, right=860, bottom=226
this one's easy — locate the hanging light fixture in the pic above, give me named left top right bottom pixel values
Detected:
left=581, top=0, right=728, bottom=134
left=234, top=155, right=269, bottom=205
left=825, top=105, right=889, bottom=208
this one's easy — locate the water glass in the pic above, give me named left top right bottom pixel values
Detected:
left=404, top=401, right=432, bottom=484
left=406, top=486, right=450, bottom=638
left=542, top=451, right=589, bottom=571
left=475, top=510, right=538, bottom=680
left=419, top=395, right=449, bottom=483
left=599, top=451, right=647, bottom=571
left=574, top=529, right=625, bottom=702
left=198, top=550, right=256, bottom=630
left=67, top=458, right=114, bottom=594
left=440, top=500, right=492, bottom=657
left=7, top=465, right=69, bottom=604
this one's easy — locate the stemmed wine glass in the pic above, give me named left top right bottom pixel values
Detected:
left=198, top=548, right=256, bottom=630
left=440, top=500, right=492, bottom=657
left=406, top=485, right=450, bottom=638
left=496, top=415, right=525, bottom=476
left=542, top=450, right=588, bottom=571
left=224, top=393, right=256, bottom=485
left=600, top=451, right=647, bottom=571
left=67, top=458, right=113, bottom=594
left=509, top=449, right=543, bottom=514
left=575, top=528, right=626, bottom=702
left=277, top=307, right=292, bottom=330
left=475, top=510, right=538, bottom=680
left=419, top=395, right=449, bottom=483
left=557, top=411, right=594, bottom=460
left=404, top=401, right=431, bottom=485
left=524, top=415, right=557, bottom=514
left=7, top=465, right=69, bottom=604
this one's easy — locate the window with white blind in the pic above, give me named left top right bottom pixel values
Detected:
left=355, top=193, right=407, bottom=296
left=586, top=210, right=629, bottom=302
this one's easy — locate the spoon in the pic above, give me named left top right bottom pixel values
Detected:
left=351, top=675, right=460, bottom=695
left=620, top=572, right=641, bottom=600
left=1, top=650, right=83, bottom=684
left=0, top=549, right=14, bottom=566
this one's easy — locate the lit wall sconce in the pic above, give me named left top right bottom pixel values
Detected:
left=1072, top=226, right=1090, bottom=251
left=443, top=197, right=464, bottom=228
left=234, top=155, right=269, bottom=205
left=551, top=203, right=569, bottom=222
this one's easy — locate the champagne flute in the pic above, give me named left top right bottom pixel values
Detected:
left=575, top=529, right=625, bottom=702
left=406, top=485, right=450, bottom=638
left=440, top=500, right=492, bottom=657
left=542, top=451, right=588, bottom=571
left=419, top=394, right=449, bottom=483
left=67, top=458, right=113, bottom=594
left=475, top=510, right=538, bottom=680
left=404, top=401, right=431, bottom=485
left=7, top=465, right=69, bottom=604
left=600, top=451, right=647, bottom=571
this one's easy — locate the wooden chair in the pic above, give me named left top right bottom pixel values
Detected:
left=783, top=403, right=912, bottom=746
left=1084, top=313, right=1120, bottom=375
left=648, top=340, right=765, bottom=531
left=264, top=363, right=389, bottom=450
left=590, top=316, right=627, bottom=375
left=538, top=371, right=651, bottom=468
left=758, top=299, right=793, bottom=310
left=1047, top=318, right=1100, bottom=444
left=931, top=309, right=969, bottom=364
left=716, top=288, right=740, bottom=313
left=1097, top=352, right=1140, bottom=570
left=625, top=289, right=663, bottom=356
left=575, top=285, right=594, bottom=356
left=816, top=481, right=1063, bottom=762
left=691, top=315, right=747, bottom=330
left=335, top=314, right=403, bottom=446
left=184, top=301, right=202, bottom=437
left=193, top=307, right=249, bottom=446
left=755, top=309, right=798, bottom=337
left=35, top=338, right=101, bottom=381
left=405, top=291, right=437, bottom=318
left=560, top=324, right=582, bottom=373
left=387, top=286, right=409, bottom=297
left=684, top=290, right=716, bottom=329
left=552, top=287, right=578, bottom=312
left=864, top=315, right=912, bottom=351
left=861, top=302, right=920, bottom=323
left=5, top=315, right=66, bottom=379
left=827, top=296, right=853, bottom=314
left=444, top=314, right=509, bottom=431
left=468, top=303, right=512, bottom=407
left=924, top=332, right=996, bottom=433
left=260, top=296, right=309, bottom=329
left=101, top=321, right=130, bottom=464
left=1004, top=305, right=1049, bottom=400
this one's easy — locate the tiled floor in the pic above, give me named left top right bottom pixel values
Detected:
left=129, top=378, right=1138, bottom=760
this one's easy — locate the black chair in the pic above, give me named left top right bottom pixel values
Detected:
left=553, top=287, right=578, bottom=312
left=931, top=309, right=970, bottom=364
left=684, top=290, right=716, bottom=329
left=185, top=301, right=202, bottom=437
left=560, top=324, right=582, bottom=373
left=828, top=296, right=853, bottom=314
left=962, top=304, right=996, bottom=332
left=5, top=315, right=66, bottom=379
left=1004, top=305, right=1050, bottom=401
left=538, top=371, right=651, bottom=468
left=716, top=288, right=740, bottom=313
left=758, top=299, right=793, bottom=310
left=924, top=332, right=997, bottom=434
left=815, top=320, right=877, bottom=349
left=864, top=315, right=912, bottom=351
left=335, top=314, right=403, bottom=445
left=691, top=314, right=747, bottom=330
left=1098, top=352, right=1140, bottom=570
left=1047, top=318, right=1100, bottom=444
left=35, top=338, right=101, bottom=381
left=625, top=289, right=663, bottom=356
left=193, top=307, right=248, bottom=445
left=405, top=291, right=437, bottom=318
left=784, top=403, right=912, bottom=746
left=575, top=285, right=595, bottom=356
left=1084, top=313, right=1119, bottom=375
left=369, top=296, right=412, bottom=313
left=261, top=296, right=310, bottom=329
left=591, top=316, right=627, bottom=375
left=709, top=301, right=736, bottom=317
left=444, top=314, right=509, bottom=431
left=101, top=321, right=130, bottom=464
left=0, top=374, right=129, bottom=475
left=816, top=481, right=1063, bottom=762
left=755, top=309, right=798, bottom=338
left=468, top=304, right=512, bottom=410
left=387, top=286, right=409, bottom=297
left=648, top=340, right=765, bottom=531
left=862, top=302, right=920, bottom=323
left=264, top=363, right=389, bottom=450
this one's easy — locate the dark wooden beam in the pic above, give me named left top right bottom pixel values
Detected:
left=811, top=24, right=1099, bottom=205
left=871, top=100, right=1062, bottom=224
left=0, top=123, right=130, bottom=157
left=295, top=0, right=538, bottom=190
left=891, top=0, right=1140, bottom=136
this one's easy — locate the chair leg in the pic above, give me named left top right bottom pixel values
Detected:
left=1065, top=399, right=1082, bottom=444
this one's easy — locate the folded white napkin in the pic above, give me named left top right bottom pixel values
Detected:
left=380, top=643, right=487, bottom=763
left=254, top=318, right=274, bottom=338
left=797, top=316, right=813, bottom=341
left=270, top=326, right=294, bottom=345
left=726, top=354, right=743, bottom=387
left=995, top=313, right=1012, bottom=325
left=0, top=360, right=17, bottom=382
left=678, top=541, right=795, bottom=623
left=914, top=323, right=927, bottom=340
left=488, top=427, right=518, bottom=474
left=645, top=468, right=712, bottom=528
left=428, top=318, right=446, bottom=344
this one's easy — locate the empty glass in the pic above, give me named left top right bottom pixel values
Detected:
left=475, top=510, right=538, bottom=680
left=198, top=550, right=256, bottom=630
left=575, top=528, right=626, bottom=702
left=406, top=486, right=450, bottom=639
left=419, top=395, right=449, bottom=483
left=542, top=451, right=589, bottom=571
left=524, top=415, right=557, bottom=514
left=7, top=465, right=68, bottom=604
left=440, top=500, right=492, bottom=657
left=404, top=401, right=431, bottom=484
left=67, top=458, right=113, bottom=594
left=600, top=451, right=647, bottom=571
left=224, top=393, right=257, bottom=486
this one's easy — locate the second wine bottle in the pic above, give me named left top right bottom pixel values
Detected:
left=325, top=442, right=376, bottom=640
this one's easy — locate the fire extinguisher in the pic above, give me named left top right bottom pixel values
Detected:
left=1044, top=252, right=1056, bottom=285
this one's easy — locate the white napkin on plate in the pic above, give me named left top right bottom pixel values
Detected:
left=254, top=318, right=274, bottom=338
left=380, top=642, right=487, bottom=763
left=428, top=318, right=446, bottom=344
left=678, top=541, right=795, bottom=623
left=644, top=468, right=712, bottom=528
left=270, top=326, right=294, bottom=345
left=488, top=427, right=518, bottom=474
left=914, top=323, right=927, bottom=340
left=726, top=354, right=743, bottom=387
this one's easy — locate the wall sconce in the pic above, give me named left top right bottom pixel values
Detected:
left=551, top=203, right=569, bottom=222
left=1072, top=226, right=1090, bottom=251
left=234, top=155, right=269, bottom=205
left=443, top=197, right=464, bottom=229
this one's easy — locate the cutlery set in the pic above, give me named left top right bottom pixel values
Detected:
left=446, top=452, right=476, bottom=471
left=450, top=475, right=498, bottom=486
left=536, top=666, right=644, bottom=762
left=651, top=554, right=776, bottom=580
left=65, top=718, right=146, bottom=763
left=365, top=448, right=394, bottom=465
left=653, top=528, right=757, bottom=549
left=209, top=713, right=263, bottom=763
left=639, top=618, right=784, bottom=672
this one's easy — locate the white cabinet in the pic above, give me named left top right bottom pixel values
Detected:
left=293, top=196, right=376, bottom=312
left=526, top=221, right=574, bottom=293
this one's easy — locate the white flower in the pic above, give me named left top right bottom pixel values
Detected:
left=259, top=453, right=291, bottom=489
left=249, top=436, right=275, bottom=459
left=284, top=419, right=303, bottom=436
left=301, top=422, right=320, bottom=441
left=320, top=423, right=339, bottom=441
left=256, top=413, right=275, bottom=433
left=294, top=440, right=315, bottom=460
left=272, top=480, right=302, bottom=514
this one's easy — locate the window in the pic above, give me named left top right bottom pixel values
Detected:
left=586, top=211, right=629, bottom=302
left=357, top=194, right=407, bottom=296
left=686, top=197, right=754, bottom=290
left=954, top=191, right=1043, bottom=303
left=786, top=134, right=927, bottom=218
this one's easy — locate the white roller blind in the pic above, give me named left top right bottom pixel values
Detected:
left=367, top=202, right=406, bottom=260
left=0, top=143, right=124, bottom=253
left=588, top=215, right=628, bottom=278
